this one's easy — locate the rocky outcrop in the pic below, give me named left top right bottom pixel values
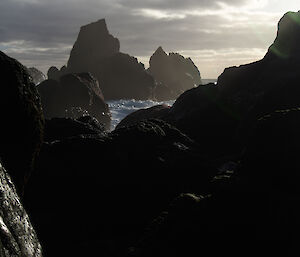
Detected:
left=129, top=108, right=300, bottom=257
left=0, top=51, right=44, bottom=192
left=116, top=104, right=170, bottom=129
left=24, top=118, right=214, bottom=256
left=154, top=11, right=300, bottom=158
left=96, top=52, right=155, bottom=100
left=217, top=11, right=300, bottom=103
left=43, top=116, right=106, bottom=142
left=27, top=67, right=46, bottom=85
left=67, top=19, right=120, bottom=73
left=59, top=19, right=155, bottom=100
left=37, top=72, right=111, bottom=130
left=148, top=46, right=202, bottom=101
left=0, top=162, right=42, bottom=256
left=47, top=66, right=67, bottom=80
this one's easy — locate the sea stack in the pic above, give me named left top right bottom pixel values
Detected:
left=59, top=19, right=155, bottom=100
left=67, top=19, right=120, bottom=73
left=148, top=46, right=202, bottom=100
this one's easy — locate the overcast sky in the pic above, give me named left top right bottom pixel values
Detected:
left=0, top=0, right=299, bottom=78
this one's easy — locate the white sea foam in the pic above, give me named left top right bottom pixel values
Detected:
left=107, top=99, right=175, bottom=130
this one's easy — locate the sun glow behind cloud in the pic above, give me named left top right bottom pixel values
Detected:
left=0, top=0, right=299, bottom=78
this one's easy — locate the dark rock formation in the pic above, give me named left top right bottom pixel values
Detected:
left=0, top=51, right=44, bottom=192
left=116, top=104, right=170, bottom=129
left=217, top=11, right=300, bottom=105
left=96, top=52, right=155, bottom=100
left=24, top=118, right=214, bottom=256
left=61, top=19, right=155, bottom=100
left=148, top=46, right=202, bottom=101
left=129, top=108, right=300, bottom=257
left=157, top=11, right=300, bottom=158
left=0, top=162, right=43, bottom=256
left=37, top=72, right=111, bottom=130
left=47, top=65, right=67, bottom=80
left=47, top=66, right=60, bottom=80
left=27, top=67, right=46, bottom=85
left=44, top=116, right=106, bottom=142
left=163, top=83, right=238, bottom=157
left=67, top=19, right=120, bottom=73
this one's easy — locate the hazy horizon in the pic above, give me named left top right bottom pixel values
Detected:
left=0, top=0, right=299, bottom=79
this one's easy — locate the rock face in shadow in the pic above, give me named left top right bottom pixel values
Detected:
left=24, top=118, right=214, bottom=257
left=61, top=19, right=155, bottom=100
left=116, top=104, right=171, bottom=129
left=155, top=11, right=300, bottom=158
left=0, top=51, right=44, bottom=192
left=217, top=11, right=300, bottom=103
left=148, top=47, right=202, bottom=101
left=129, top=109, right=300, bottom=257
left=0, top=162, right=42, bottom=256
left=67, top=19, right=120, bottom=73
left=47, top=65, right=67, bottom=80
left=96, top=52, right=155, bottom=100
left=27, top=67, right=46, bottom=85
left=37, top=72, right=111, bottom=130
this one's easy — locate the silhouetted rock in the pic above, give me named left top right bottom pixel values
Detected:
left=47, top=65, right=67, bottom=80
left=163, top=83, right=239, bottom=157
left=97, top=52, right=155, bottom=100
left=217, top=11, right=300, bottom=107
left=24, top=118, right=213, bottom=256
left=46, top=66, right=60, bottom=80
left=0, top=162, right=42, bottom=256
left=116, top=104, right=170, bottom=129
left=0, top=51, right=44, bottom=192
left=148, top=46, right=202, bottom=100
left=159, top=11, right=300, bottom=158
left=241, top=108, right=300, bottom=193
left=37, top=72, right=111, bottom=130
left=130, top=109, right=300, bottom=256
left=44, top=116, right=106, bottom=142
left=27, top=67, right=46, bottom=85
left=67, top=19, right=120, bottom=73
left=51, top=19, right=155, bottom=100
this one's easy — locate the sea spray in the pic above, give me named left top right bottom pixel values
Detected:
left=108, top=99, right=175, bottom=130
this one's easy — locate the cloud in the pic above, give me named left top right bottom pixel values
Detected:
left=0, top=0, right=284, bottom=78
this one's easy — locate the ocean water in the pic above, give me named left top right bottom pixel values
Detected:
left=108, top=99, right=175, bottom=130
left=107, top=79, right=217, bottom=131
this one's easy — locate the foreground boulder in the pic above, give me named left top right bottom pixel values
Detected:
left=0, top=51, right=44, bottom=192
left=148, top=46, right=202, bottom=101
left=37, top=72, right=111, bottom=130
left=0, top=162, right=42, bottom=256
left=127, top=109, right=300, bottom=257
left=24, top=118, right=215, bottom=256
left=116, top=104, right=171, bottom=129
left=53, top=19, right=156, bottom=100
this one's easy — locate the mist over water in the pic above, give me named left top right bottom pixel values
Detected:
left=108, top=99, right=175, bottom=130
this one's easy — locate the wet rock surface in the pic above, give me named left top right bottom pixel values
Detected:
left=27, top=67, right=46, bottom=85
left=0, top=162, right=42, bottom=257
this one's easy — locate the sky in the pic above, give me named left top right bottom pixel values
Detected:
left=0, top=0, right=299, bottom=79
